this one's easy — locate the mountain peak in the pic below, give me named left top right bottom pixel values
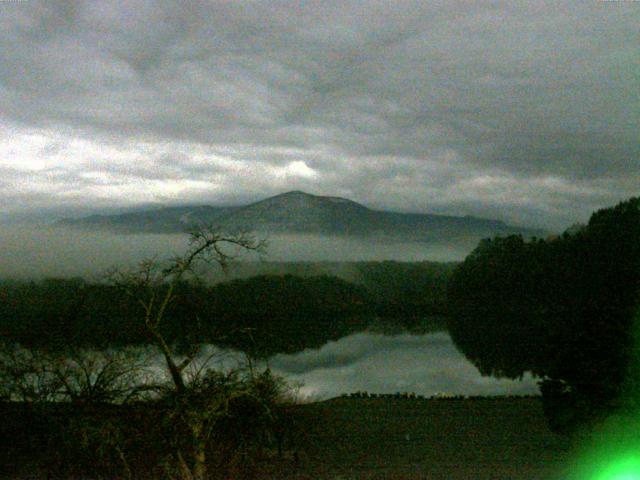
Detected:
left=252, top=191, right=366, bottom=208
left=59, top=190, right=545, bottom=240
left=280, top=190, right=308, bottom=196
left=271, top=190, right=364, bottom=206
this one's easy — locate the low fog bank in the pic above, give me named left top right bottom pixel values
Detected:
left=264, top=234, right=472, bottom=263
left=0, top=226, right=470, bottom=280
left=0, top=225, right=193, bottom=280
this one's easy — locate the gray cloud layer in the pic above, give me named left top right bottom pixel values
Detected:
left=0, top=1, right=638, bottom=229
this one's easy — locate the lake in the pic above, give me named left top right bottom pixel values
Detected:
left=201, top=331, right=540, bottom=401
left=5, top=330, right=539, bottom=402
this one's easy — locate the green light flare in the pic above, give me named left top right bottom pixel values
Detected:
left=563, top=425, right=640, bottom=480
left=618, top=311, right=640, bottom=412
left=562, top=309, right=640, bottom=480
left=592, top=455, right=640, bottom=480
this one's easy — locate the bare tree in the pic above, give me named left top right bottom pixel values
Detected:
left=0, top=344, right=151, bottom=404
left=107, top=226, right=267, bottom=480
left=107, top=227, right=264, bottom=392
left=0, top=227, right=297, bottom=479
left=0, top=345, right=62, bottom=402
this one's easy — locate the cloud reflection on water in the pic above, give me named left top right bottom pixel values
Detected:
left=267, top=332, right=539, bottom=400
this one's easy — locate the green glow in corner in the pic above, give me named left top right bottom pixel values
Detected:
left=564, top=309, right=640, bottom=480
left=563, top=408, right=640, bottom=480
left=593, top=455, right=640, bottom=480
left=566, top=434, right=640, bottom=480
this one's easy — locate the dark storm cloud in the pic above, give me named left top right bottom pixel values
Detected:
left=0, top=1, right=637, bottom=229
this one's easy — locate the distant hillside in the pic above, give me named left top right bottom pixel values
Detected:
left=59, top=190, right=544, bottom=242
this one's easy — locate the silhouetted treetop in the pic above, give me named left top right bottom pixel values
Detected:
left=447, top=197, right=640, bottom=430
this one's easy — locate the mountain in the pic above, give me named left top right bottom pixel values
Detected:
left=59, top=191, right=544, bottom=241
left=60, top=205, right=236, bottom=232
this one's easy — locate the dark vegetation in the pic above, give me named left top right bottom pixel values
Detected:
left=354, top=261, right=452, bottom=321
left=0, top=275, right=368, bottom=355
left=0, top=370, right=302, bottom=480
left=0, top=261, right=452, bottom=356
left=1, top=227, right=304, bottom=480
left=0, top=396, right=570, bottom=480
left=4, top=198, right=638, bottom=477
left=447, top=197, right=640, bottom=432
left=0, top=226, right=455, bottom=479
left=273, top=396, right=570, bottom=479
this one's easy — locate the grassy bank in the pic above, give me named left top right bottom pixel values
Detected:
left=1, top=396, right=575, bottom=479
left=289, top=396, right=572, bottom=479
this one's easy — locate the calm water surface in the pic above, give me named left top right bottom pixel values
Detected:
left=263, top=331, right=539, bottom=400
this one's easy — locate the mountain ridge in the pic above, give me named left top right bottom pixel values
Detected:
left=59, top=190, right=545, bottom=241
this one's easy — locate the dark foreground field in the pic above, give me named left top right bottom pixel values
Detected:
left=289, top=396, right=573, bottom=480
left=2, top=397, right=576, bottom=479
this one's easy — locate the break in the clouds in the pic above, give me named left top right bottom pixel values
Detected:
left=0, top=1, right=638, bottom=229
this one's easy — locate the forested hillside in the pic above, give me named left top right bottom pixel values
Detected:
left=0, top=261, right=453, bottom=356
left=447, top=197, right=640, bottom=431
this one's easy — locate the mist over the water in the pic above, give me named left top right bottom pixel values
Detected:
left=264, top=234, right=471, bottom=263
left=0, top=226, right=469, bottom=279
left=0, top=225, right=193, bottom=280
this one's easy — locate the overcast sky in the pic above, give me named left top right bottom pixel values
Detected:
left=0, top=1, right=637, bottom=230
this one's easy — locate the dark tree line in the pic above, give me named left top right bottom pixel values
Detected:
left=354, top=261, right=454, bottom=320
left=1, top=228, right=302, bottom=480
left=447, top=197, right=640, bottom=431
left=0, top=274, right=374, bottom=356
left=199, top=274, right=372, bottom=356
left=0, top=263, right=454, bottom=356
